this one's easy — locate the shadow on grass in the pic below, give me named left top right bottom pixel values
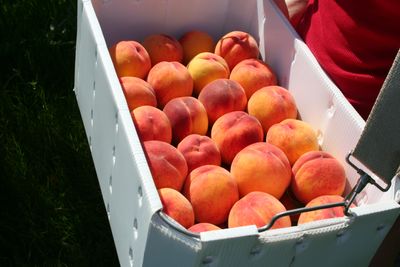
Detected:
left=0, top=1, right=119, bottom=266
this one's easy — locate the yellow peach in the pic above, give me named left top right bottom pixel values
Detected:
left=186, top=52, right=230, bottom=95
left=247, top=85, right=298, bottom=133
left=266, top=119, right=319, bottom=165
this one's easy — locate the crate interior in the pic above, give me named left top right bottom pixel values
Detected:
left=90, top=0, right=393, bottom=210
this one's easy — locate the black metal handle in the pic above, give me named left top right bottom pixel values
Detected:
left=259, top=152, right=393, bottom=231
left=158, top=152, right=393, bottom=235
left=258, top=201, right=347, bottom=232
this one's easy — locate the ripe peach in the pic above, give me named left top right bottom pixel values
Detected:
left=147, top=61, right=193, bottom=108
left=211, top=111, right=264, bottom=165
left=230, top=59, right=278, bottom=99
left=163, top=97, right=208, bottom=144
left=297, top=195, right=354, bottom=225
left=131, top=106, right=172, bottom=143
left=266, top=119, right=319, bottom=165
left=186, top=52, right=230, bottom=95
left=158, top=188, right=194, bottom=229
left=179, top=30, right=215, bottom=64
left=177, top=134, right=221, bottom=174
left=142, top=34, right=183, bottom=65
left=120, top=77, right=157, bottom=111
left=198, top=78, right=247, bottom=125
left=247, top=85, right=298, bottom=133
left=183, top=165, right=239, bottom=225
left=228, top=191, right=291, bottom=229
left=214, top=31, right=260, bottom=70
left=291, top=151, right=347, bottom=204
left=109, top=40, right=151, bottom=79
left=230, top=142, right=291, bottom=199
left=188, top=223, right=221, bottom=233
left=142, top=140, right=188, bottom=191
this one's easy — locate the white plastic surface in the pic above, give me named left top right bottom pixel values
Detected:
left=74, top=0, right=400, bottom=266
left=75, top=1, right=162, bottom=267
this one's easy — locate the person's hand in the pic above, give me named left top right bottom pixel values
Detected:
left=273, top=0, right=309, bottom=27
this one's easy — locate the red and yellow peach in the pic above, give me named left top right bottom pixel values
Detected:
left=186, top=52, right=230, bottom=95
left=228, top=191, right=291, bottom=229
left=230, top=142, right=292, bottom=199
left=158, top=188, right=195, bottom=229
left=131, top=105, right=172, bottom=143
left=184, top=165, right=239, bottom=225
left=291, top=151, right=347, bottom=204
left=147, top=61, right=193, bottom=108
left=109, top=40, right=151, bottom=79
left=247, top=86, right=298, bottom=133
left=142, top=140, right=188, bottom=191
left=179, top=30, right=215, bottom=64
left=120, top=77, right=157, bottom=111
left=198, top=78, right=247, bottom=125
left=163, top=96, right=208, bottom=144
left=177, top=134, right=221, bottom=174
left=266, top=119, right=319, bottom=165
left=142, top=34, right=183, bottom=65
left=211, top=111, right=264, bottom=165
left=230, top=59, right=278, bottom=99
left=214, top=31, right=260, bottom=70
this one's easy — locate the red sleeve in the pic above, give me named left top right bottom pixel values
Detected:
left=296, top=0, right=400, bottom=120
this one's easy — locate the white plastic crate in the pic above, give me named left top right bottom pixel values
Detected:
left=74, top=0, right=400, bottom=266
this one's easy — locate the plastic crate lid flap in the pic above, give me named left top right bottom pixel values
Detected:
left=352, top=49, right=400, bottom=185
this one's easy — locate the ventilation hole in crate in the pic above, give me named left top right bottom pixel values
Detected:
left=106, top=202, right=111, bottom=220
left=109, top=175, right=112, bottom=194
left=133, top=218, right=138, bottom=240
left=90, top=109, right=94, bottom=127
left=112, top=145, right=116, bottom=167
left=295, top=236, right=309, bottom=254
left=249, top=245, right=261, bottom=257
left=336, top=229, right=350, bottom=244
left=128, top=246, right=134, bottom=267
left=89, top=136, right=92, bottom=151
left=94, top=49, right=98, bottom=68
left=137, top=186, right=143, bottom=207
left=376, top=224, right=386, bottom=232
left=115, top=112, right=119, bottom=134
left=326, top=98, right=336, bottom=118
left=296, top=237, right=304, bottom=245
left=336, top=229, right=345, bottom=237
left=201, top=255, right=213, bottom=265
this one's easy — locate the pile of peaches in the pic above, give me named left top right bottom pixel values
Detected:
left=109, top=30, right=351, bottom=233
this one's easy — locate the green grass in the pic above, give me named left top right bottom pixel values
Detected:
left=0, top=1, right=119, bottom=266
